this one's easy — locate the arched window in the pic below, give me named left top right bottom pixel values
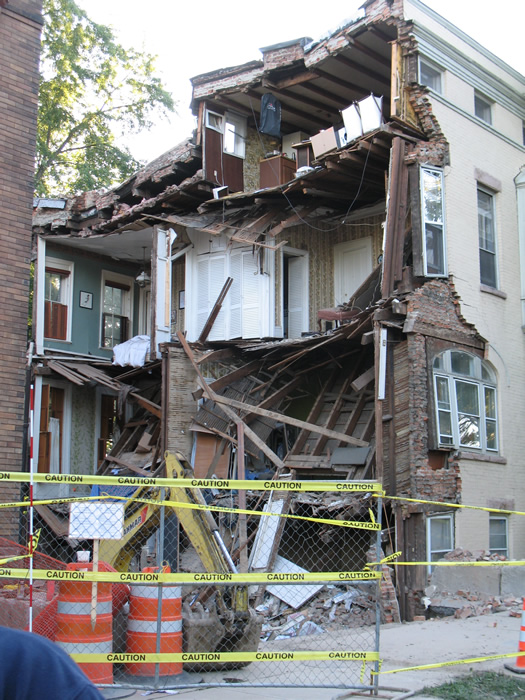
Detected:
left=433, top=350, right=498, bottom=452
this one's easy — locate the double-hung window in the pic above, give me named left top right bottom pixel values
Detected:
left=420, top=167, right=446, bottom=276
left=205, top=109, right=247, bottom=158
left=427, top=514, right=453, bottom=573
left=478, top=187, right=498, bottom=288
left=44, top=259, right=73, bottom=341
left=474, top=92, right=492, bottom=125
left=433, top=350, right=498, bottom=453
left=101, top=273, right=133, bottom=348
left=489, top=515, right=508, bottom=557
left=419, top=58, right=443, bottom=94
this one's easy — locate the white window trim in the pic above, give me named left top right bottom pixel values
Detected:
left=477, top=185, right=499, bottom=290
left=433, top=350, right=498, bottom=453
left=223, top=111, right=247, bottom=159
left=474, top=91, right=493, bottom=125
left=427, top=513, right=454, bottom=575
left=282, top=247, right=309, bottom=339
left=100, top=270, right=134, bottom=350
left=205, top=108, right=247, bottom=159
left=44, top=255, right=74, bottom=343
left=33, top=378, right=73, bottom=499
left=420, top=166, right=447, bottom=277
left=489, top=514, right=508, bottom=557
left=419, top=57, right=443, bottom=94
left=205, top=109, right=223, bottom=133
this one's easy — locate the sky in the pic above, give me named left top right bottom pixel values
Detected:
left=80, top=0, right=525, bottom=164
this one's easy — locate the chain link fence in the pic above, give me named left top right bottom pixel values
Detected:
left=0, top=465, right=383, bottom=691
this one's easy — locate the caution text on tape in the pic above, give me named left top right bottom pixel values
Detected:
left=0, top=471, right=382, bottom=493
left=0, top=567, right=380, bottom=584
left=71, top=650, right=379, bottom=664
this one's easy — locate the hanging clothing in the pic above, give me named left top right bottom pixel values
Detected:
left=259, top=93, right=281, bottom=137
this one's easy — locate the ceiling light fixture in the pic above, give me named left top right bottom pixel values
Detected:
left=135, top=246, right=151, bottom=288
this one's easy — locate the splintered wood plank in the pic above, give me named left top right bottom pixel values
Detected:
left=243, top=375, right=303, bottom=423
left=198, top=277, right=233, bottom=343
left=213, top=393, right=367, bottom=447
left=129, top=393, right=161, bottom=418
left=176, top=331, right=285, bottom=470
left=341, top=391, right=368, bottom=441
left=192, top=360, right=261, bottom=400
left=46, top=361, right=86, bottom=385
left=351, top=366, right=375, bottom=392
left=196, top=348, right=235, bottom=365
left=311, top=361, right=364, bottom=456
left=104, top=455, right=150, bottom=476
left=290, top=368, right=338, bottom=455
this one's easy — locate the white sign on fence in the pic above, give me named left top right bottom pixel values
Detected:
left=69, top=501, right=124, bottom=540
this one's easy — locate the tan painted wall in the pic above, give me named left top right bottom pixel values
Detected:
left=275, top=212, right=384, bottom=330
left=416, top=39, right=525, bottom=558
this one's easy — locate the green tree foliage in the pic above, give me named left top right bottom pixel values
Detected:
left=36, top=0, right=175, bottom=195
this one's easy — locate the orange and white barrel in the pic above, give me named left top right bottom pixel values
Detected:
left=55, top=562, right=113, bottom=684
left=125, top=567, right=182, bottom=677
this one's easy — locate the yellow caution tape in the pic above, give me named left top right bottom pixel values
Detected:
left=365, top=551, right=402, bottom=568
left=0, top=493, right=381, bottom=531
left=0, top=529, right=41, bottom=566
left=372, top=650, right=525, bottom=675
left=0, top=471, right=382, bottom=493
left=384, top=494, right=525, bottom=517
left=71, top=650, right=379, bottom=664
left=0, top=554, right=34, bottom=566
left=0, top=567, right=380, bottom=584
left=369, top=560, right=525, bottom=567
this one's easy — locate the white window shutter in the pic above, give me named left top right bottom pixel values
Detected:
left=208, top=255, right=226, bottom=340
left=196, top=256, right=210, bottom=338
left=154, top=228, right=175, bottom=351
left=229, top=251, right=242, bottom=339
left=288, top=256, right=306, bottom=339
left=242, top=252, right=260, bottom=339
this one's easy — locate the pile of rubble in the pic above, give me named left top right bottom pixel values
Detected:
left=257, top=584, right=379, bottom=641
left=421, top=548, right=523, bottom=621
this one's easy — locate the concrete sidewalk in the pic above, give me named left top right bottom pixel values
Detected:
left=100, top=610, right=522, bottom=699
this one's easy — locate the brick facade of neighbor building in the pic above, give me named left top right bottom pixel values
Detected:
left=0, top=0, right=43, bottom=537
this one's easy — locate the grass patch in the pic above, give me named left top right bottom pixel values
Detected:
left=423, top=671, right=525, bottom=699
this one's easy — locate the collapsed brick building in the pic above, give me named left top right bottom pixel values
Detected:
left=30, top=0, right=525, bottom=619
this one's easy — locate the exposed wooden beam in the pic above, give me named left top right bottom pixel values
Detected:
left=197, top=277, right=233, bottom=344
left=176, top=332, right=286, bottom=470
left=302, top=80, right=351, bottom=108
left=263, top=72, right=319, bottom=90
left=269, top=85, right=340, bottom=121
left=212, top=393, right=368, bottom=447
left=192, top=360, right=261, bottom=401
left=352, top=37, right=391, bottom=67
left=312, top=68, right=364, bottom=95
left=129, top=393, right=161, bottom=418
left=333, top=53, right=390, bottom=87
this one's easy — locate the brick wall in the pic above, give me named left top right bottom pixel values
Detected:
left=0, top=0, right=43, bottom=537
left=402, top=280, right=477, bottom=504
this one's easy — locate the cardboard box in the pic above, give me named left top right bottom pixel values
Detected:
left=310, top=127, right=340, bottom=158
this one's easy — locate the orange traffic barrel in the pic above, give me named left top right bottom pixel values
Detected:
left=126, top=566, right=182, bottom=677
left=505, top=597, right=525, bottom=674
left=55, top=562, right=113, bottom=685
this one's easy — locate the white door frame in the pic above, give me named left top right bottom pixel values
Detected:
left=333, top=237, right=373, bottom=306
left=282, top=246, right=309, bottom=339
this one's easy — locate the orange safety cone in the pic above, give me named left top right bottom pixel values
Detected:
left=505, top=598, right=525, bottom=674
